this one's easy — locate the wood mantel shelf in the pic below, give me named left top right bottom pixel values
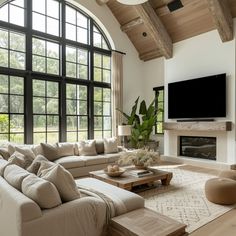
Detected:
left=164, top=121, right=232, bottom=131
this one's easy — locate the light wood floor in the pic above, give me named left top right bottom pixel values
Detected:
left=158, top=161, right=236, bottom=236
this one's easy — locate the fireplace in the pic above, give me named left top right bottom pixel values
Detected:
left=179, top=136, right=216, bottom=160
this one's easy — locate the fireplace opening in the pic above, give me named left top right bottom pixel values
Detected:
left=179, top=136, right=216, bottom=160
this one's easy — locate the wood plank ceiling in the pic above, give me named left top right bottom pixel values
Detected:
left=96, top=0, right=235, bottom=61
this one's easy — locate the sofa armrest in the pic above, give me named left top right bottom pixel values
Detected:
left=22, top=197, right=107, bottom=236
left=0, top=177, right=42, bottom=236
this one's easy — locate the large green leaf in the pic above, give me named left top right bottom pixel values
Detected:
left=139, top=100, right=147, bottom=115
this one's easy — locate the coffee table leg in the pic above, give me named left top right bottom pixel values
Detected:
left=161, top=173, right=173, bottom=186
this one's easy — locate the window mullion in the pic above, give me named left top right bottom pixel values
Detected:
left=60, top=0, right=67, bottom=142
left=25, top=0, right=33, bottom=144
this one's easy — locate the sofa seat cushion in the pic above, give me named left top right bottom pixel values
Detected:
left=80, top=155, right=108, bottom=166
left=54, top=156, right=85, bottom=169
left=76, top=178, right=144, bottom=216
left=105, top=153, right=121, bottom=163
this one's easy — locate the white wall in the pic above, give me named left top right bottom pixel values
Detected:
left=142, top=58, right=165, bottom=154
left=164, top=26, right=236, bottom=165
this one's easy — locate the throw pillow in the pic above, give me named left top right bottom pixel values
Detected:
left=0, top=147, right=10, bottom=160
left=57, top=142, right=74, bottom=157
left=22, top=174, right=62, bottom=209
left=4, top=164, right=30, bottom=191
left=76, top=140, right=97, bottom=156
left=40, top=143, right=60, bottom=161
left=104, top=137, right=118, bottom=154
left=15, top=146, right=36, bottom=160
left=0, top=158, right=10, bottom=176
left=31, top=144, right=43, bottom=156
left=39, top=164, right=80, bottom=202
left=27, top=155, right=50, bottom=174
left=37, top=160, right=55, bottom=176
left=95, top=140, right=105, bottom=154
left=8, top=144, right=16, bottom=156
left=8, top=151, right=34, bottom=169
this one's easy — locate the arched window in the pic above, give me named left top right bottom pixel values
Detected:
left=0, top=0, right=112, bottom=144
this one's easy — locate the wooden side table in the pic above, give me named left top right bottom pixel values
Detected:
left=109, top=208, right=187, bottom=236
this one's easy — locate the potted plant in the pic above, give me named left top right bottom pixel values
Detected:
left=117, top=97, right=160, bottom=149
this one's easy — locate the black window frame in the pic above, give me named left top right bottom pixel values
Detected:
left=0, top=0, right=112, bottom=144
left=153, top=86, right=164, bottom=135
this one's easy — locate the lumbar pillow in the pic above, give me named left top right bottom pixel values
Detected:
left=22, top=174, right=62, bottom=209
left=57, top=142, right=74, bottom=157
left=104, top=137, right=118, bottom=154
left=0, top=147, right=10, bottom=160
left=76, top=140, right=97, bottom=156
left=4, top=164, right=30, bottom=191
left=8, top=151, right=34, bottom=169
left=39, top=164, right=80, bottom=202
left=27, top=155, right=51, bottom=174
left=0, top=159, right=10, bottom=176
left=40, top=143, right=60, bottom=161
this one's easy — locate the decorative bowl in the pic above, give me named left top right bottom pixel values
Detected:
left=104, top=168, right=126, bottom=177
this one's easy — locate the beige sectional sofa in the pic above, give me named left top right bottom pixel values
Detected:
left=0, top=139, right=144, bottom=236
left=0, top=139, right=124, bottom=178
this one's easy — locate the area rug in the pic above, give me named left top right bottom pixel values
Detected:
left=138, top=165, right=235, bottom=233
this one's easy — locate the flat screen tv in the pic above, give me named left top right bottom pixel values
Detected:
left=168, top=73, right=226, bottom=119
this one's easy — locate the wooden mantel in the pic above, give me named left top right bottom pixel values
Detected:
left=164, top=121, right=232, bottom=132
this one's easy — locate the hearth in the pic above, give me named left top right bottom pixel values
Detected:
left=179, top=136, right=216, bottom=160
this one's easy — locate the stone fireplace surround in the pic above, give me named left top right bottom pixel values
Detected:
left=163, top=121, right=234, bottom=170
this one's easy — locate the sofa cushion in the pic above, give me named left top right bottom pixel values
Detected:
left=27, top=155, right=49, bottom=174
left=15, top=146, right=36, bottom=160
left=80, top=155, right=108, bottom=166
left=32, top=144, right=43, bottom=156
left=54, top=156, right=85, bottom=169
left=39, top=164, right=80, bottom=202
left=8, top=144, right=35, bottom=157
left=40, top=143, right=60, bottom=161
left=104, top=137, right=118, bottom=154
left=8, top=151, right=34, bottom=169
left=105, top=153, right=121, bottom=163
left=76, top=178, right=144, bottom=216
left=0, top=147, right=10, bottom=160
left=22, top=174, right=62, bottom=209
left=0, top=158, right=10, bottom=176
left=76, top=140, right=97, bottom=156
left=95, top=140, right=105, bottom=154
left=57, top=142, right=75, bottom=157
left=37, top=160, right=55, bottom=175
left=4, top=164, right=31, bottom=191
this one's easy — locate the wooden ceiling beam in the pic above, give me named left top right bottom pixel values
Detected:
left=121, top=17, right=144, bottom=32
left=139, top=49, right=162, bottom=61
left=206, top=0, right=233, bottom=42
left=96, top=0, right=110, bottom=6
left=134, top=2, right=173, bottom=59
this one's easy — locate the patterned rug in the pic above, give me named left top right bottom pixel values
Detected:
left=138, top=165, right=235, bottom=233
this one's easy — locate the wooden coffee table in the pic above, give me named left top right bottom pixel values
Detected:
left=89, top=167, right=173, bottom=191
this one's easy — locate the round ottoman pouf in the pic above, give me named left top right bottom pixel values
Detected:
left=205, top=178, right=236, bottom=205
left=218, top=170, right=236, bottom=181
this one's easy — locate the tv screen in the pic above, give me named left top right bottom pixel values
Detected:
left=168, top=74, right=226, bottom=119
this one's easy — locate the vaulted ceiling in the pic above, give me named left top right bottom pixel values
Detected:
left=96, top=0, right=235, bottom=61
